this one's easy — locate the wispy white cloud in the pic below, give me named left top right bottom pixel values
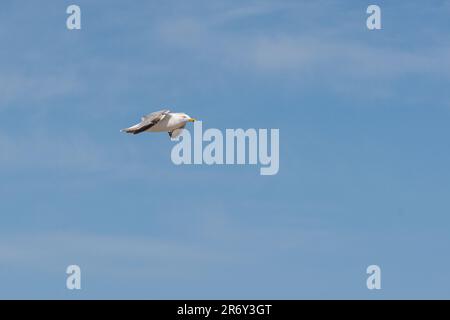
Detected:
left=0, top=232, right=226, bottom=278
left=153, top=1, right=450, bottom=101
left=0, top=72, right=81, bottom=109
left=156, top=13, right=450, bottom=75
left=0, top=131, right=106, bottom=172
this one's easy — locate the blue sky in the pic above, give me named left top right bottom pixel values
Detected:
left=0, top=0, right=450, bottom=299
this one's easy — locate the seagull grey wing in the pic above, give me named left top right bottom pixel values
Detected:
left=127, top=110, right=170, bottom=134
left=136, top=110, right=170, bottom=134
left=141, top=109, right=170, bottom=121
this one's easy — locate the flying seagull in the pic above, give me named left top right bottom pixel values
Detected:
left=121, top=109, right=196, bottom=139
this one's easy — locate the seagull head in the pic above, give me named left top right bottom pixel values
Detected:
left=178, top=113, right=197, bottom=123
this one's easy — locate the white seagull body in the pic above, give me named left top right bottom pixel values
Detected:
left=121, top=109, right=196, bottom=139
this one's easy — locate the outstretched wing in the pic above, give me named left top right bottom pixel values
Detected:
left=141, top=109, right=170, bottom=122
left=123, top=109, right=170, bottom=134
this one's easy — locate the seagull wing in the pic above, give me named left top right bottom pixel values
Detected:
left=123, top=109, right=170, bottom=134
left=141, top=109, right=170, bottom=122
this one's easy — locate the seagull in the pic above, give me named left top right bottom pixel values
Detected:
left=121, top=109, right=196, bottom=139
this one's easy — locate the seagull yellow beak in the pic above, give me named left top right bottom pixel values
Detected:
left=188, top=118, right=197, bottom=122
